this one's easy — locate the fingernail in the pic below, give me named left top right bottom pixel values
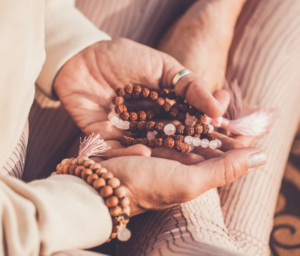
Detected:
left=248, top=152, right=267, bottom=169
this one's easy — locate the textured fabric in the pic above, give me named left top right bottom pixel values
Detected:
left=0, top=0, right=111, bottom=170
left=0, top=120, right=29, bottom=179
left=0, top=174, right=112, bottom=256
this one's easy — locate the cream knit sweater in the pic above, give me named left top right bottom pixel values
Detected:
left=0, top=0, right=113, bottom=255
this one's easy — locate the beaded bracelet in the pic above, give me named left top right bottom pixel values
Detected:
left=56, top=156, right=131, bottom=242
left=108, top=84, right=222, bottom=152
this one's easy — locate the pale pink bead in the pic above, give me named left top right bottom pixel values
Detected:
left=108, top=111, right=117, bottom=120
left=116, top=119, right=124, bottom=129
left=216, top=139, right=222, bottom=148
left=188, top=144, right=195, bottom=152
left=192, top=137, right=201, bottom=147
left=122, top=121, right=130, bottom=130
left=201, top=138, right=209, bottom=148
left=147, top=131, right=157, bottom=140
left=209, top=140, right=218, bottom=149
left=184, top=136, right=193, bottom=144
left=208, top=124, right=214, bottom=133
left=110, top=116, right=119, bottom=126
left=205, top=116, right=212, bottom=124
left=211, top=117, right=223, bottom=127
left=164, top=124, right=176, bottom=135
left=118, top=226, right=131, bottom=241
left=185, top=113, right=196, bottom=126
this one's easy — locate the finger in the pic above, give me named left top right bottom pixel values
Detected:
left=213, top=89, right=230, bottom=111
left=83, top=120, right=126, bottom=140
left=191, top=146, right=223, bottom=160
left=212, top=132, right=246, bottom=152
left=102, top=140, right=151, bottom=158
left=191, top=148, right=267, bottom=195
left=151, top=147, right=205, bottom=165
left=232, top=135, right=256, bottom=147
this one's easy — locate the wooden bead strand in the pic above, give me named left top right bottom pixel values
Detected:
left=56, top=158, right=131, bottom=242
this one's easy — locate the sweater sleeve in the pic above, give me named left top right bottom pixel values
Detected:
left=36, top=0, right=111, bottom=99
left=0, top=174, right=112, bottom=256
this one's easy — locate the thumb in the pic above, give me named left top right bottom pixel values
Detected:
left=182, top=147, right=267, bottom=200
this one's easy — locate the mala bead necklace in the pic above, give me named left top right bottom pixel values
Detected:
left=109, top=84, right=222, bottom=152
left=55, top=134, right=131, bottom=242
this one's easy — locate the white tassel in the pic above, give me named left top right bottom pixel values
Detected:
left=77, top=134, right=111, bottom=159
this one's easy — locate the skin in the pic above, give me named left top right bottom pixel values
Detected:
left=54, top=37, right=265, bottom=216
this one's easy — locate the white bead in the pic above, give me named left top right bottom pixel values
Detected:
left=211, top=117, right=223, bottom=127
left=116, top=119, right=124, bottom=129
left=192, top=137, right=201, bottom=147
left=201, top=138, right=209, bottom=148
left=209, top=140, right=218, bottom=149
left=188, top=144, right=194, bottom=152
left=184, top=136, right=193, bottom=145
left=185, top=114, right=196, bottom=126
left=147, top=131, right=156, bottom=140
left=122, top=121, right=130, bottom=130
left=118, top=226, right=131, bottom=241
left=208, top=124, right=214, bottom=133
left=205, top=116, right=212, bottom=124
left=108, top=111, right=117, bottom=120
left=111, top=116, right=119, bottom=126
left=164, top=124, right=176, bottom=135
left=216, top=139, right=222, bottom=148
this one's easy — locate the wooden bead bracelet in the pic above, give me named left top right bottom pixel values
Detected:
left=56, top=156, right=131, bottom=242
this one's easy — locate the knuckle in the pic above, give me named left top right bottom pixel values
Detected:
left=221, top=156, right=242, bottom=185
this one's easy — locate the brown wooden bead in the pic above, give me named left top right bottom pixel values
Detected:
left=169, top=107, right=179, bottom=118
left=155, top=122, right=164, bottom=131
left=163, top=102, right=171, bottom=112
left=63, top=165, right=71, bottom=174
left=137, top=121, right=146, bottom=131
left=67, top=157, right=75, bottom=165
left=90, top=163, right=101, bottom=171
left=150, top=91, right=158, bottom=100
left=112, top=96, right=122, bottom=105
left=202, top=124, right=209, bottom=134
left=155, top=138, right=163, bottom=147
left=107, top=177, right=121, bottom=188
left=146, top=121, right=156, bottom=131
left=176, top=124, right=185, bottom=134
left=106, top=196, right=119, bottom=207
left=56, top=164, right=62, bottom=172
left=156, top=97, right=165, bottom=107
left=116, top=87, right=125, bottom=97
left=129, top=112, right=138, bottom=121
left=100, top=185, right=113, bottom=198
left=78, top=157, right=89, bottom=165
left=95, top=167, right=108, bottom=175
left=69, top=164, right=77, bottom=175
left=109, top=205, right=122, bottom=216
left=120, top=111, right=130, bottom=120
left=185, top=126, right=194, bottom=136
left=137, top=111, right=147, bottom=121
left=180, top=103, right=190, bottom=113
left=93, top=178, right=106, bottom=190
left=133, top=85, right=142, bottom=94
left=87, top=173, right=98, bottom=185
left=115, top=186, right=127, bottom=198
left=124, top=84, right=133, bottom=94
left=141, top=87, right=150, bottom=98
left=75, top=166, right=85, bottom=177
left=57, top=165, right=64, bottom=174
left=129, top=121, right=138, bottom=132
left=61, top=158, right=69, bottom=165
left=115, top=105, right=127, bottom=114
left=180, top=142, right=189, bottom=153
left=119, top=197, right=130, bottom=208
left=101, top=172, right=114, bottom=180
left=83, top=159, right=95, bottom=168
left=164, top=137, right=175, bottom=148
left=112, top=218, right=120, bottom=226
left=147, top=139, right=155, bottom=148
left=174, top=135, right=184, bottom=142
left=194, top=124, right=203, bottom=134
left=147, top=110, right=156, bottom=120
left=81, top=169, right=93, bottom=180
left=141, top=138, right=148, bottom=145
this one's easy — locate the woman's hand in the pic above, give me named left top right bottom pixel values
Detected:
left=98, top=135, right=266, bottom=216
left=54, top=38, right=228, bottom=143
left=158, top=0, right=246, bottom=92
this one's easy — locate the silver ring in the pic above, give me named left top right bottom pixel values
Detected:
left=171, top=69, right=192, bottom=88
